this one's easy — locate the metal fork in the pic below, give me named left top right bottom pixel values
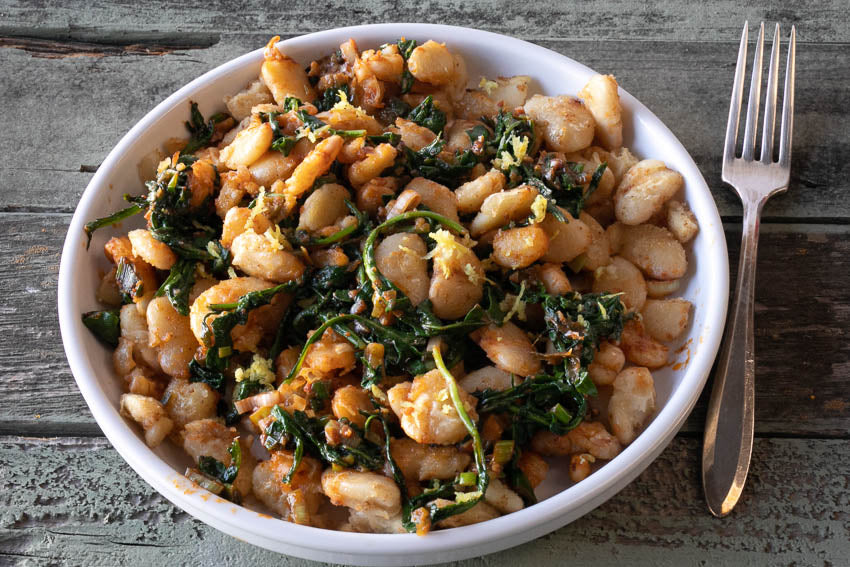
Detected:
left=702, top=21, right=796, bottom=517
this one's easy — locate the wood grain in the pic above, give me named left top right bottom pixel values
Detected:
left=1, top=214, right=847, bottom=437
left=0, top=35, right=848, bottom=218
left=1, top=435, right=847, bottom=565
left=2, top=0, right=848, bottom=42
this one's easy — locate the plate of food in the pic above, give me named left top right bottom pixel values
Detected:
left=58, top=23, right=728, bottom=566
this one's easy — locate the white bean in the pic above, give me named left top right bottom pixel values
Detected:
left=587, top=341, right=625, bottom=386
left=666, top=200, right=700, bottom=243
left=298, top=183, right=351, bottom=233
left=540, top=208, right=592, bottom=264
left=231, top=231, right=305, bottom=283
left=408, top=40, right=456, bottom=85
left=253, top=451, right=323, bottom=520
left=614, top=159, right=684, bottom=225
left=455, top=169, right=505, bottom=214
left=618, top=224, right=687, bottom=281
left=162, top=378, right=218, bottom=429
left=182, top=419, right=255, bottom=497
left=220, top=122, right=274, bottom=170
left=470, top=185, right=538, bottom=236
left=492, top=225, right=549, bottom=269
left=261, top=37, right=316, bottom=103
left=608, top=367, right=656, bottom=445
left=321, top=470, right=401, bottom=518
left=472, top=322, right=541, bottom=377
left=641, top=298, right=692, bottom=342
left=119, top=393, right=173, bottom=448
left=387, top=369, right=479, bottom=445
left=619, top=319, right=669, bottom=369
left=523, top=94, right=595, bottom=153
left=403, top=177, right=459, bottom=222
left=458, top=365, right=516, bottom=392
left=375, top=233, right=429, bottom=306
left=578, top=74, right=623, bottom=150
left=224, top=79, right=273, bottom=121
left=389, top=438, right=471, bottom=481
left=592, top=256, right=647, bottom=312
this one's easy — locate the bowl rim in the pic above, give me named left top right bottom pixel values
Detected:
left=58, top=22, right=729, bottom=562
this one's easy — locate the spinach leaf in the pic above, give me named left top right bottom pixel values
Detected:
left=203, top=282, right=296, bottom=372
left=526, top=157, right=608, bottom=218
left=263, top=406, right=384, bottom=483
left=314, top=84, right=351, bottom=111
left=403, top=136, right=477, bottom=187
left=296, top=109, right=366, bottom=138
left=396, top=38, right=417, bottom=94
left=474, top=288, right=627, bottom=445
left=260, top=111, right=297, bottom=155
left=184, top=101, right=230, bottom=154
left=81, top=309, right=120, bottom=347
left=198, top=438, right=241, bottom=485
left=233, top=379, right=271, bottom=401
left=189, top=359, right=225, bottom=392
left=397, top=38, right=417, bottom=60
left=367, top=132, right=402, bottom=146
left=155, top=258, right=195, bottom=316
left=115, top=257, right=144, bottom=302
left=407, top=95, right=446, bottom=134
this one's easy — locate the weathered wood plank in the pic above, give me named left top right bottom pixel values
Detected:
left=2, top=0, right=847, bottom=42
left=1, top=213, right=847, bottom=437
left=1, top=436, right=847, bottom=565
left=682, top=223, right=850, bottom=435
left=0, top=36, right=847, bottom=219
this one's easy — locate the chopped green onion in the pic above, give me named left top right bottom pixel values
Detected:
left=457, top=472, right=477, bottom=486
left=551, top=403, right=573, bottom=425
left=184, top=468, right=225, bottom=495
left=493, top=440, right=515, bottom=465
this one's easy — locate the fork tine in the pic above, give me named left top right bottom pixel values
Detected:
left=760, top=24, right=781, bottom=162
left=778, top=25, right=796, bottom=167
left=741, top=23, right=765, bottom=161
left=724, top=22, right=749, bottom=165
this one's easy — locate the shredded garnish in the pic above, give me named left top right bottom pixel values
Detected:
left=235, top=353, right=276, bottom=385
left=246, top=186, right=267, bottom=230
left=530, top=194, right=548, bottom=224
left=478, top=76, right=498, bottom=95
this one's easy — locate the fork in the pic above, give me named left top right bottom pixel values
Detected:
left=701, top=21, right=796, bottom=517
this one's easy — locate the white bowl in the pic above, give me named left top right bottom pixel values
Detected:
left=58, top=23, right=728, bottom=566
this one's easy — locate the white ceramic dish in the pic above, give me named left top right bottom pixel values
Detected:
left=58, top=23, right=728, bottom=566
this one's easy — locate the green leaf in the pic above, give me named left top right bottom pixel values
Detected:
left=189, top=359, right=225, bottom=392
left=184, top=101, right=230, bottom=154
left=397, top=38, right=417, bottom=60
left=155, top=259, right=195, bottom=316
left=115, top=257, right=143, bottom=302
left=81, top=309, right=120, bottom=347
left=407, top=95, right=446, bottom=134
left=314, top=84, right=350, bottom=111
left=233, top=380, right=271, bottom=402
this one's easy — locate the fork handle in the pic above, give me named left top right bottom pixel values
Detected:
left=702, top=196, right=764, bottom=517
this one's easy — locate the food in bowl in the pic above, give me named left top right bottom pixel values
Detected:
left=80, top=35, right=699, bottom=535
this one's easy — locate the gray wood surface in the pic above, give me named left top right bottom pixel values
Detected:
left=3, top=436, right=849, bottom=566
left=1, top=1, right=848, bottom=564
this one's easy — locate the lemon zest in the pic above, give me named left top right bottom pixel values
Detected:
left=478, top=77, right=498, bottom=95
left=530, top=194, right=548, bottom=224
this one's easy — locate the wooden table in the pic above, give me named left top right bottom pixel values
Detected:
left=1, top=1, right=848, bottom=564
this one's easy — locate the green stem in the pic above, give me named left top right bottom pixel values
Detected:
left=362, top=210, right=466, bottom=294
left=432, top=345, right=486, bottom=478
